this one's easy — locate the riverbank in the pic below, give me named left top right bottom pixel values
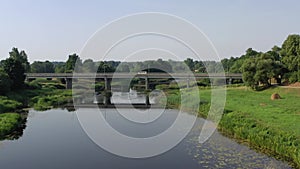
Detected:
left=0, top=113, right=26, bottom=140
left=0, top=79, right=73, bottom=138
left=3, top=79, right=73, bottom=111
left=164, top=86, right=300, bottom=168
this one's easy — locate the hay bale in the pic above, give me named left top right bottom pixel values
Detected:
left=271, top=93, right=281, bottom=100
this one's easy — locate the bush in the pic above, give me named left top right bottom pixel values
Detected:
left=0, top=96, right=22, bottom=113
left=26, top=81, right=42, bottom=89
left=31, top=90, right=72, bottom=111
left=0, top=68, right=12, bottom=94
left=0, top=113, right=22, bottom=138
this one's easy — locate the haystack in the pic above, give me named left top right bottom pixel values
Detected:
left=271, top=93, right=281, bottom=100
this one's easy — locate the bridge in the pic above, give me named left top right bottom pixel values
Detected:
left=25, top=73, right=243, bottom=89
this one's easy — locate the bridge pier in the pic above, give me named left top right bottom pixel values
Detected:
left=104, top=77, right=111, bottom=90
left=228, top=78, right=232, bottom=85
left=145, top=77, right=149, bottom=90
left=66, top=78, right=72, bottom=89
left=187, top=78, right=190, bottom=88
left=145, top=95, right=150, bottom=106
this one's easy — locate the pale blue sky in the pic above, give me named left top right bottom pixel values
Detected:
left=0, top=0, right=299, bottom=62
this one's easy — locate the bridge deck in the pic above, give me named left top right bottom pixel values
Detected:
left=26, top=73, right=243, bottom=79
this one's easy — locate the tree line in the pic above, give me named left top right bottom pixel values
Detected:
left=0, top=34, right=299, bottom=93
left=223, top=34, right=300, bottom=89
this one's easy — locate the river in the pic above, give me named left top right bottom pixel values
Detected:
left=0, top=107, right=292, bottom=169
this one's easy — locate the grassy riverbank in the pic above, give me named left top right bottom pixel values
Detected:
left=164, top=86, right=300, bottom=168
left=0, top=79, right=72, bottom=138
left=4, top=79, right=73, bottom=111
left=2, top=89, right=72, bottom=111
left=0, top=113, right=23, bottom=139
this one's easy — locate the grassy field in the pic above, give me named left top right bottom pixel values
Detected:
left=163, top=86, right=300, bottom=168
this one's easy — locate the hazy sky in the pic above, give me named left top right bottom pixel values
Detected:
left=0, top=0, right=299, bottom=62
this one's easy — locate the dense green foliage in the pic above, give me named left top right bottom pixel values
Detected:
left=240, top=35, right=300, bottom=88
left=0, top=48, right=30, bottom=90
left=30, top=89, right=72, bottom=111
left=31, top=61, right=55, bottom=73
left=65, top=53, right=82, bottom=73
left=0, top=68, right=12, bottom=94
left=241, top=52, right=283, bottom=89
left=0, top=96, right=22, bottom=113
left=0, top=113, right=22, bottom=138
left=280, top=34, right=300, bottom=83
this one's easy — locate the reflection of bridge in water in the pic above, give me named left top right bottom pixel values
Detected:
left=64, top=103, right=163, bottom=109
left=25, top=73, right=243, bottom=89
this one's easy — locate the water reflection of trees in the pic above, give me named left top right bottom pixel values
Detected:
left=0, top=111, right=28, bottom=141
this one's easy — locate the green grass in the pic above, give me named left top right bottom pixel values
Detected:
left=0, top=113, right=22, bottom=138
left=0, top=79, right=72, bottom=139
left=4, top=79, right=73, bottom=111
left=222, top=87, right=300, bottom=135
left=29, top=89, right=72, bottom=111
left=164, top=86, right=300, bottom=168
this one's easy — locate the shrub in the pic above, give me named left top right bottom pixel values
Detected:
left=0, top=113, right=22, bottom=138
left=0, top=68, right=12, bottom=94
left=0, top=96, right=22, bottom=113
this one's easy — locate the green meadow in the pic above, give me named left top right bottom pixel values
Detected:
left=164, top=86, right=300, bottom=168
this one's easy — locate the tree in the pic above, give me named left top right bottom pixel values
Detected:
left=2, top=57, right=25, bottom=90
left=65, top=54, right=82, bottom=73
left=242, top=52, right=282, bottom=89
left=97, top=61, right=114, bottom=73
left=9, top=47, right=30, bottom=72
left=230, top=48, right=260, bottom=73
left=116, top=63, right=130, bottom=72
left=53, top=62, right=65, bottom=73
left=1, top=48, right=29, bottom=90
left=82, top=59, right=96, bottom=72
left=0, top=68, right=11, bottom=94
left=31, top=61, right=55, bottom=73
left=184, top=58, right=194, bottom=71
left=280, top=34, right=300, bottom=82
left=194, top=60, right=206, bottom=73
left=221, top=57, right=237, bottom=73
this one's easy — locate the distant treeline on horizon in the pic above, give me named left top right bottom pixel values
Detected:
left=1, top=34, right=300, bottom=92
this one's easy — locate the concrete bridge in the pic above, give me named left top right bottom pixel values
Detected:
left=25, top=73, right=243, bottom=89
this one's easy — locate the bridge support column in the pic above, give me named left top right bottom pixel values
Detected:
left=145, top=95, right=150, bottom=106
left=66, top=78, right=72, bottom=89
left=104, top=77, right=112, bottom=106
left=228, top=78, right=232, bottom=85
left=104, top=77, right=111, bottom=90
left=145, top=77, right=149, bottom=90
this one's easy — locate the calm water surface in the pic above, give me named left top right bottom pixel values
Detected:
left=0, top=108, right=292, bottom=169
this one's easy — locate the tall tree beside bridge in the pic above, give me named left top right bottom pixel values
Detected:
left=65, top=53, right=82, bottom=73
left=0, top=48, right=29, bottom=90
